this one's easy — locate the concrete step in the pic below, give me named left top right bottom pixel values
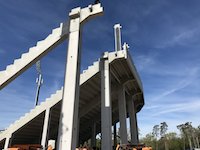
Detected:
left=93, top=61, right=99, bottom=67
left=0, top=71, right=4, bottom=76
left=0, top=23, right=68, bottom=90
left=13, top=58, right=22, bottom=66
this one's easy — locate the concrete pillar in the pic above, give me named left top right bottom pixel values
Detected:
left=113, top=123, right=117, bottom=147
left=4, top=135, right=12, bottom=149
left=128, top=97, right=139, bottom=144
left=101, top=56, right=112, bottom=150
left=135, top=112, right=139, bottom=142
left=41, top=108, right=51, bottom=149
left=114, top=24, right=122, bottom=52
left=76, top=117, right=80, bottom=147
left=57, top=9, right=82, bottom=150
left=118, top=85, right=128, bottom=144
left=56, top=4, right=103, bottom=150
left=91, top=122, right=96, bottom=147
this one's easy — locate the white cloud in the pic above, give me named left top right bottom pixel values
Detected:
left=152, top=78, right=194, bottom=102
left=153, top=100, right=200, bottom=116
left=148, top=67, right=199, bottom=101
left=137, top=53, right=199, bottom=78
left=135, top=54, right=156, bottom=71
left=156, top=23, right=200, bottom=49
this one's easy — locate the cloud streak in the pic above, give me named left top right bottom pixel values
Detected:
left=152, top=100, right=200, bottom=116
left=157, top=25, right=200, bottom=48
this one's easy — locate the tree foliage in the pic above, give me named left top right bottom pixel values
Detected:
left=140, top=122, right=200, bottom=150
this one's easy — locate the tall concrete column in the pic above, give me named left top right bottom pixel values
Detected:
left=113, top=123, right=117, bottom=147
left=101, top=56, right=112, bottom=150
left=114, top=24, right=122, bottom=52
left=4, top=135, right=12, bottom=150
left=41, top=108, right=51, bottom=149
left=76, top=117, right=80, bottom=147
left=56, top=4, right=103, bottom=150
left=118, top=85, right=128, bottom=144
left=91, top=122, right=96, bottom=147
left=57, top=9, right=82, bottom=150
left=128, top=96, right=139, bottom=144
left=134, top=112, right=139, bottom=142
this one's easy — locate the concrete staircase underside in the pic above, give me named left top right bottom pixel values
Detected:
left=0, top=50, right=144, bottom=145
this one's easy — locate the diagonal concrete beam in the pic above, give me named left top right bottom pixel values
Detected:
left=0, top=23, right=69, bottom=90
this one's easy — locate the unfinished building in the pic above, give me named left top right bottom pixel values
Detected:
left=0, top=3, right=144, bottom=150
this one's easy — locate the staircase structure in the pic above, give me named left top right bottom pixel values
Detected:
left=0, top=3, right=145, bottom=150
left=0, top=23, right=68, bottom=90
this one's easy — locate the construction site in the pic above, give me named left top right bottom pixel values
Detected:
left=0, top=3, right=147, bottom=150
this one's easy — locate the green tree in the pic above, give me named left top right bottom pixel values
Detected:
left=140, top=133, right=155, bottom=149
left=196, top=125, right=200, bottom=148
left=177, top=122, right=197, bottom=150
left=166, top=132, right=183, bottom=150
left=152, top=125, right=159, bottom=150
left=160, top=122, right=168, bottom=150
left=177, top=124, right=187, bottom=150
left=185, top=122, right=193, bottom=150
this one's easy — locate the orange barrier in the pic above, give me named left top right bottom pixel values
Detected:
left=9, top=144, right=42, bottom=150
left=116, top=144, right=152, bottom=150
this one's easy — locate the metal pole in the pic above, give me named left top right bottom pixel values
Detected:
left=35, top=73, right=42, bottom=106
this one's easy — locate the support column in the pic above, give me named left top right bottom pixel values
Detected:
left=4, top=135, right=12, bottom=150
left=128, top=96, right=139, bottom=144
left=101, top=56, right=112, bottom=150
left=91, top=122, right=96, bottom=147
left=57, top=9, right=82, bottom=150
left=56, top=4, right=103, bottom=150
left=114, top=123, right=117, bottom=147
left=118, top=86, right=128, bottom=144
left=41, top=108, right=51, bottom=149
left=135, top=112, right=139, bottom=142
left=76, top=117, right=80, bottom=147
left=114, top=24, right=122, bottom=52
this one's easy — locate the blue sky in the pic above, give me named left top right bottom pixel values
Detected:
left=0, top=0, right=200, bottom=137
